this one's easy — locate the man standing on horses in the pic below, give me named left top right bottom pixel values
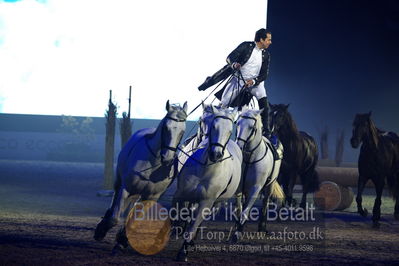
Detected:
left=198, top=28, right=273, bottom=139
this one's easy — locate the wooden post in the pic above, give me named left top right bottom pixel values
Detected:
left=335, top=129, right=345, bottom=166
left=103, top=90, right=117, bottom=191
left=320, top=126, right=329, bottom=160
left=119, top=86, right=133, bottom=148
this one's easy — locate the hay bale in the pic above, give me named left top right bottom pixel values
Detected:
left=313, top=181, right=354, bottom=211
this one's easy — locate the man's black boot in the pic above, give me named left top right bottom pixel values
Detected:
left=259, top=97, right=279, bottom=160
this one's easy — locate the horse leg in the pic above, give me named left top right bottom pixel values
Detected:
left=259, top=185, right=272, bottom=232
left=395, top=197, right=399, bottom=220
left=299, top=171, right=312, bottom=209
left=286, top=173, right=297, bottom=206
left=240, top=186, right=262, bottom=226
left=111, top=226, right=129, bottom=255
left=356, top=175, right=368, bottom=217
left=176, top=199, right=214, bottom=262
left=94, top=185, right=129, bottom=241
left=372, top=179, right=384, bottom=228
left=171, top=195, right=189, bottom=237
left=231, top=192, right=243, bottom=243
left=300, top=191, right=308, bottom=209
left=393, top=172, right=399, bottom=220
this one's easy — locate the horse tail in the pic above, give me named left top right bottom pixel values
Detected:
left=270, top=180, right=285, bottom=202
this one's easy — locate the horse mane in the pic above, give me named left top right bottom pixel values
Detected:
left=367, top=117, right=379, bottom=149
left=239, top=109, right=262, bottom=130
left=147, top=105, right=187, bottom=139
left=280, top=109, right=301, bottom=139
left=146, top=117, right=165, bottom=140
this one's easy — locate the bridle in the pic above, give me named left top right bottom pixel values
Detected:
left=209, top=115, right=234, bottom=155
left=198, top=115, right=210, bottom=142
left=237, top=115, right=268, bottom=164
left=161, top=115, right=187, bottom=153
left=236, top=115, right=260, bottom=152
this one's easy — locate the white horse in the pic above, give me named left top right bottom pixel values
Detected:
left=234, top=108, right=284, bottom=236
left=176, top=104, right=213, bottom=173
left=94, top=100, right=188, bottom=246
left=162, top=104, right=214, bottom=199
left=173, top=106, right=242, bottom=262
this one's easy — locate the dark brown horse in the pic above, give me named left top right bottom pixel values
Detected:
left=269, top=104, right=319, bottom=208
left=350, top=112, right=399, bottom=227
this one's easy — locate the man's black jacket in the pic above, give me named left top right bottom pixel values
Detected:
left=198, top=41, right=270, bottom=101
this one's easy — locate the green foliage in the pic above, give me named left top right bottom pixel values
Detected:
left=58, top=116, right=95, bottom=145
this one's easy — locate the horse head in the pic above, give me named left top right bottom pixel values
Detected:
left=208, top=105, right=237, bottom=162
left=235, top=107, right=262, bottom=150
left=161, top=100, right=188, bottom=165
left=269, top=103, right=290, bottom=134
left=197, top=103, right=214, bottom=141
left=350, top=111, right=376, bottom=149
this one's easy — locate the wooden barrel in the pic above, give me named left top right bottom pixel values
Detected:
left=313, top=181, right=354, bottom=211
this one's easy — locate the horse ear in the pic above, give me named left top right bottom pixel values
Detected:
left=231, top=107, right=238, bottom=118
left=285, top=104, right=290, bottom=110
left=183, top=101, right=188, bottom=114
left=166, top=100, right=170, bottom=111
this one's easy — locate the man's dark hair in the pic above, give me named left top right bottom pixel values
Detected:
left=254, top=28, right=271, bottom=42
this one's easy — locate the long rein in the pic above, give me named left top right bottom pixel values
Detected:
left=238, top=116, right=268, bottom=165
left=176, top=115, right=234, bottom=167
left=140, top=115, right=187, bottom=173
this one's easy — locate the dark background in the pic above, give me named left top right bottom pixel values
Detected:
left=267, top=0, right=399, bottom=162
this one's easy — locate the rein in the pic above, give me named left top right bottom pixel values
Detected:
left=161, top=116, right=187, bottom=152
left=237, top=115, right=268, bottom=165
left=176, top=145, right=232, bottom=167
left=188, top=73, right=235, bottom=116
left=146, top=115, right=186, bottom=158
left=209, top=115, right=234, bottom=155
left=176, top=114, right=234, bottom=167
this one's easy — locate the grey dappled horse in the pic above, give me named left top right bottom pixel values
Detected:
left=234, top=108, right=284, bottom=237
left=94, top=100, right=188, bottom=248
left=173, top=106, right=242, bottom=262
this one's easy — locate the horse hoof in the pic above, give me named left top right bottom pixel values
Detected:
left=176, top=250, right=188, bottom=262
left=358, top=208, right=368, bottom=217
left=291, top=199, right=298, bottom=207
left=372, top=222, right=380, bottom=229
left=111, top=244, right=126, bottom=256
left=231, top=232, right=239, bottom=243
left=94, top=217, right=118, bottom=241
